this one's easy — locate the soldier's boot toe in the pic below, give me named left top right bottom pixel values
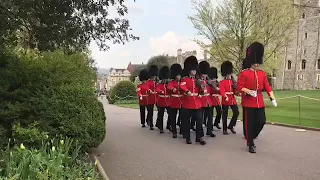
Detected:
left=191, top=127, right=196, bottom=131
left=249, top=146, right=256, bottom=153
left=142, top=124, right=146, bottom=128
left=173, top=133, right=178, bottom=138
left=160, top=130, right=164, bottom=134
left=196, top=138, right=206, bottom=145
left=150, top=127, right=154, bottom=130
left=228, top=127, right=236, bottom=134
left=223, top=131, right=229, bottom=135
left=214, top=125, right=222, bottom=130
left=186, top=139, right=192, bottom=144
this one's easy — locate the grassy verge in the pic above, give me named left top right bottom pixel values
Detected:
left=117, top=90, right=320, bottom=129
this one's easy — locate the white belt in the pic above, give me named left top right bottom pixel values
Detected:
left=201, top=93, right=210, bottom=97
left=171, top=94, right=183, bottom=97
left=190, top=93, right=198, bottom=96
left=212, top=94, right=219, bottom=97
left=225, top=92, right=234, bottom=95
left=141, top=95, right=148, bottom=97
left=159, top=95, right=170, bottom=98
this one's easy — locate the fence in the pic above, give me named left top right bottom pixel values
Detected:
left=101, top=91, right=320, bottom=130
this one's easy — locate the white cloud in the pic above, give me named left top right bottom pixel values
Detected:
left=149, top=31, right=204, bottom=59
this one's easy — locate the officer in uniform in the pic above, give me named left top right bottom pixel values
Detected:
left=136, top=69, right=150, bottom=128
left=156, top=66, right=171, bottom=134
left=146, top=65, right=158, bottom=130
left=241, top=58, right=251, bottom=138
left=208, top=67, right=222, bottom=130
left=198, top=61, right=216, bottom=137
left=219, top=61, right=239, bottom=135
left=180, top=56, right=206, bottom=145
left=167, top=63, right=183, bottom=138
left=237, top=42, right=278, bottom=153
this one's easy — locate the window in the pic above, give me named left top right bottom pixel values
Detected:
left=301, top=59, right=306, bottom=70
left=318, top=59, right=320, bottom=70
left=305, top=32, right=308, bottom=39
left=317, top=74, right=320, bottom=82
left=297, top=74, right=304, bottom=80
left=302, top=13, right=306, bottom=19
left=304, top=48, right=307, bottom=55
left=287, top=60, right=292, bottom=70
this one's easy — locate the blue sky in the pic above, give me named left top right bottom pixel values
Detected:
left=90, top=0, right=217, bottom=69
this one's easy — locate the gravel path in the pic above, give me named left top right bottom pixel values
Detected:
left=92, top=100, right=320, bottom=180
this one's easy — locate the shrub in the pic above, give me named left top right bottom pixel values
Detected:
left=0, top=138, right=101, bottom=179
left=0, top=49, right=106, bottom=150
left=109, top=81, right=136, bottom=104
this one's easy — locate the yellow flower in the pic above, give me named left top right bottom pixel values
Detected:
left=52, top=146, right=56, bottom=152
left=20, top=143, right=25, bottom=150
left=60, top=140, right=64, bottom=145
left=10, top=152, right=13, bottom=156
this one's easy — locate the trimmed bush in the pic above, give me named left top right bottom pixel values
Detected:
left=0, top=49, right=106, bottom=150
left=109, top=81, right=136, bottom=104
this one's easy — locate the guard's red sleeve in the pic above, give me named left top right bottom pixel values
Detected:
left=167, top=81, right=174, bottom=91
left=156, top=84, right=162, bottom=94
left=136, top=84, right=142, bottom=97
left=236, top=72, right=246, bottom=93
left=219, top=80, right=226, bottom=98
left=263, top=73, right=272, bottom=96
left=179, top=79, right=189, bottom=93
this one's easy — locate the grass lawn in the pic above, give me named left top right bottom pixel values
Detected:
left=117, top=90, right=320, bottom=128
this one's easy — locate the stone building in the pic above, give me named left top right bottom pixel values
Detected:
left=274, top=0, right=320, bottom=90
left=176, top=49, right=198, bottom=66
left=105, top=68, right=131, bottom=91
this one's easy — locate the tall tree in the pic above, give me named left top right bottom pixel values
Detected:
left=188, top=0, right=299, bottom=74
left=147, top=55, right=171, bottom=69
left=0, top=0, right=139, bottom=52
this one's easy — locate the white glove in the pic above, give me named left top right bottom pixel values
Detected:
left=271, top=99, right=277, bottom=107
left=139, top=96, right=143, bottom=100
left=249, top=90, right=257, bottom=97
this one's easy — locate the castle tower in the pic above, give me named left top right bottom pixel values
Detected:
left=177, top=48, right=182, bottom=65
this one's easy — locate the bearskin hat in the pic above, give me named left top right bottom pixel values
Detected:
left=159, top=66, right=170, bottom=80
left=183, top=56, right=198, bottom=73
left=199, top=61, right=210, bottom=75
left=139, top=69, right=149, bottom=81
left=208, top=67, right=218, bottom=79
left=148, top=65, right=158, bottom=77
left=242, top=58, right=251, bottom=70
left=221, top=61, right=233, bottom=76
left=170, top=63, right=183, bottom=79
left=246, top=42, right=264, bottom=65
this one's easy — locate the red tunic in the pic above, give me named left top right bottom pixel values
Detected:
left=236, top=69, right=273, bottom=108
left=210, top=87, right=221, bottom=106
left=136, top=83, right=149, bottom=105
left=146, top=79, right=157, bottom=105
left=156, top=83, right=170, bottom=107
left=179, top=77, right=202, bottom=109
left=199, top=80, right=213, bottom=107
left=167, top=80, right=183, bottom=109
left=219, top=79, right=237, bottom=106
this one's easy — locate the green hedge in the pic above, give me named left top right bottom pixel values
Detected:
left=108, top=81, right=136, bottom=104
left=0, top=49, right=106, bottom=150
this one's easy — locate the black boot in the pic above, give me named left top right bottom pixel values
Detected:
left=223, top=131, right=228, bottom=135
left=160, top=129, right=164, bottom=134
left=228, top=127, right=236, bottom=134
left=191, top=127, right=196, bottom=131
left=196, top=138, right=206, bottom=145
left=150, top=127, right=154, bottom=130
left=173, top=133, right=177, bottom=138
left=142, top=124, right=146, bottom=128
left=214, top=124, right=221, bottom=130
left=186, top=139, right=192, bottom=144
left=249, top=146, right=256, bottom=153
left=206, top=132, right=216, bottom=137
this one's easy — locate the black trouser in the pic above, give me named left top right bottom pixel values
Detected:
left=157, top=106, right=170, bottom=130
left=222, top=105, right=239, bottom=131
left=177, top=109, right=182, bottom=126
left=139, top=105, right=146, bottom=125
left=181, top=108, right=204, bottom=141
left=169, top=108, right=180, bottom=134
left=242, top=106, right=246, bottom=137
left=244, top=107, right=266, bottom=146
left=213, top=105, right=222, bottom=126
left=203, top=109, right=208, bottom=126
left=146, top=104, right=154, bottom=127
left=201, top=107, right=213, bottom=134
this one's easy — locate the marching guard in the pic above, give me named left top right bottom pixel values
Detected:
left=237, top=42, right=277, bottom=153
left=167, top=63, right=183, bottom=138
left=207, top=67, right=222, bottom=130
left=180, top=56, right=206, bottom=145
left=241, top=58, right=251, bottom=138
left=198, top=61, right=216, bottom=137
left=146, top=65, right=158, bottom=130
left=156, top=66, right=171, bottom=134
left=219, top=61, right=239, bottom=135
left=136, top=69, right=150, bottom=128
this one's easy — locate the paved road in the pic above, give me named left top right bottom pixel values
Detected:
left=92, top=100, right=320, bottom=180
